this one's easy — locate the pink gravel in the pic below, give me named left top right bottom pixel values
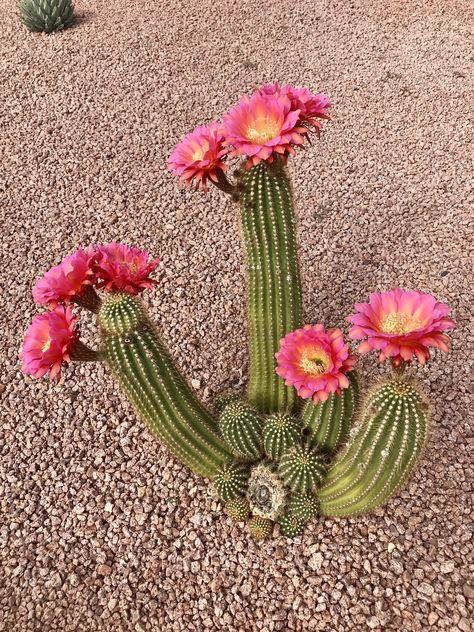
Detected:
left=1, top=0, right=473, bottom=630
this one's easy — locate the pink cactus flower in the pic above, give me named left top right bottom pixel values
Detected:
left=222, top=91, right=307, bottom=169
left=167, top=123, right=229, bottom=193
left=259, top=82, right=331, bottom=132
left=20, top=305, right=79, bottom=380
left=32, top=247, right=97, bottom=308
left=275, top=324, right=357, bottom=404
left=347, top=289, right=456, bottom=366
left=94, top=243, right=159, bottom=295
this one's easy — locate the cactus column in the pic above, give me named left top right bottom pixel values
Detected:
left=240, top=159, right=302, bottom=414
left=99, top=293, right=233, bottom=478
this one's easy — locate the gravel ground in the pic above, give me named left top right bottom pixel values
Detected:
left=1, top=0, right=473, bottom=630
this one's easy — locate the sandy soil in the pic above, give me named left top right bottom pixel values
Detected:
left=1, top=0, right=473, bottom=630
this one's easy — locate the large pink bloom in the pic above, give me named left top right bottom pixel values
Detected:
left=20, top=305, right=78, bottom=380
left=94, top=243, right=159, bottom=295
left=259, top=82, right=331, bottom=133
left=32, top=247, right=96, bottom=308
left=167, top=123, right=228, bottom=193
left=275, top=324, right=357, bottom=404
left=222, top=92, right=307, bottom=168
left=347, top=289, right=456, bottom=366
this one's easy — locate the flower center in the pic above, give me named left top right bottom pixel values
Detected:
left=300, top=351, right=329, bottom=376
left=380, top=312, right=423, bottom=334
left=41, top=337, right=51, bottom=353
left=191, top=140, right=209, bottom=162
left=245, top=117, right=279, bottom=144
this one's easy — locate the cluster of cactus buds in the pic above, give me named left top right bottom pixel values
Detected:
left=21, top=85, right=456, bottom=540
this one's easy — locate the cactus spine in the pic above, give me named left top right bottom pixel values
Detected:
left=319, top=377, right=429, bottom=517
left=278, top=444, right=326, bottom=493
left=248, top=516, right=273, bottom=539
left=218, top=400, right=262, bottom=459
left=214, top=461, right=250, bottom=502
left=100, top=293, right=233, bottom=478
left=300, top=372, right=359, bottom=454
left=287, top=492, right=319, bottom=522
left=263, top=413, right=300, bottom=460
left=240, top=160, right=302, bottom=414
left=279, top=514, right=305, bottom=538
left=226, top=496, right=250, bottom=522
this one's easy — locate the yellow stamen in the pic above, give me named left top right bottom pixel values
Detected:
left=300, top=353, right=329, bottom=377
left=41, top=338, right=51, bottom=353
left=380, top=312, right=423, bottom=334
left=245, top=117, right=279, bottom=144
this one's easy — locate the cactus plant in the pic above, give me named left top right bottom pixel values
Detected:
left=213, top=392, right=241, bottom=416
left=18, top=0, right=75, bottom=33
left=248, top=516, right=273, bottom=539
left=239, top=160, right=302, bottom=415
left=287, top=491, right=319, bottom=522
left=300, top=372, right=359, bottom=454
left=218, top=399, right=262, bottom=459
left=213, top=461, right=250, bottom=502
left=278, top=444, right=326, bottom=493
left=262, top=413, right=301, bottom=460
left=100, top=292, right=233, bottom=478
left=279, top=514, right=305, bottom=538
left=318, top=377, right=430, bottom=517
left=226, top=496, right=250, bottom=522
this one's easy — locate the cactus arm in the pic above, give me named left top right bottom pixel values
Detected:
left=318, top=378, right=429, bottom=517
left=300, top=372, right=359, bottom=453
left=101, top=294, right=233, bottom=478
left=240, top=160, right=302, bottom=414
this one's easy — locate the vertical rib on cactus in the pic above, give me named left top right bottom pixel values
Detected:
left=240, top=159, right=302, bottom=414
left=100, top=293, right=233, bottom=478
left=300, top=372, right=359, bottom=454
left=318, top=377, right=429, bottom=517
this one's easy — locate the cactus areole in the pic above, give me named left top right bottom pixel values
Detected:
left=21, top=85, right=456, bottom=539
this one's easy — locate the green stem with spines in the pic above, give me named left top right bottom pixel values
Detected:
left=318, top=377, right=429, bottom=517
left=240, top=160, right=302, bottom=414
left=100, top=293, right=233, bottom=478
left=300, top=372, right=359, bottom=454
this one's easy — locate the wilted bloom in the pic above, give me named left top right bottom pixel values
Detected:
left=275, top=324, right=357, bottom=404
left=20, top=305, right=78, bottom=380
left=223, top=91, right=307, bottom=168
left=259, top=82, right=330, bottom=132
left=32, top=247, right=96, bottom=308
left=347, top=289, right=456, bottom=366
left=94, top=243, right=159, bottom=295
left=167, top=123, right=228, bottom=192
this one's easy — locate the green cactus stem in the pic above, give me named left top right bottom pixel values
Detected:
left=213, top=461, right=250, bottom=502
left=300, top=372, right=359, bottom=454
left=218, top=400, right=262, bottom=459
left=287, top=491, right=319, bottom=522
left=262, top=413, right=301, bottom=460
left=240, top=159, right=302, bottom=414
left=248, top=516, right=273, bottom=539
left=226, top=496, right=250, bottom=522
left=213, top=392, right=241, bottom=416
left=100, top=293, right=233, bottom=478
left=279, top=514, right=305, bottom=538
left=278, top=444, right=326, bottom=493
left=318, top=377, right=430, bottom=517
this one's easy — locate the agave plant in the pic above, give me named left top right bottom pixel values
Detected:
left=18, top=0, right=75, bottom=33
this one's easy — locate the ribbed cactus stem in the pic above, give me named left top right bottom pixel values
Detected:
left=300, top=372, right=359, bottom=454
left=240, top=159, right=302, bottom=414
left=100, top=293, right=233, bottom=478
left=318, top=377, right=430, bottom=517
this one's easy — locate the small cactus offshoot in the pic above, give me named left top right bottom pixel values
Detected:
left=218, top=399, right=262, bottom=459
left=278, top=444, right=326, bottom=493
left=18, top=0, right=75, bottom=33
left=213, top=461, right=250, bottom=502
left=287, top=491, right=319, bottom=522
left=319, top=377, right=430, bottom=517
left=263, top=413, right=300, bottom=460
left=248, top=516, right=273, bottom=540
left=226, top=496, right=250, bottom=522
left=279, top=514, right=305, bottom=539
left=213, top=392, right=241, bottom=416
